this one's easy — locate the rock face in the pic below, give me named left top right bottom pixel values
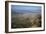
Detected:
left=11, top=13, right=41, bottom=28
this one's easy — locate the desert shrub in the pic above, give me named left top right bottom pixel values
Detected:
left=11, top=14, right=41, bottom=28
left=31, top=15, right=41, bottom=27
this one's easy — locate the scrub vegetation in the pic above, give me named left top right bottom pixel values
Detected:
left=11, top=13, right=41, bottom=28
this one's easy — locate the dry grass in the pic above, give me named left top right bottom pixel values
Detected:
left=11, top=14, right=41, bottom=28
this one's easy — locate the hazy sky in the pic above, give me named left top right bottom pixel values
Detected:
left=11, top=5, right=41, bottom=13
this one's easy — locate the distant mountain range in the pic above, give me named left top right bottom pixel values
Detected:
left=11, top=10, right=41, bottom=15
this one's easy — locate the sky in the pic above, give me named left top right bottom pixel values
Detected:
left=11, top=5, right=41, bottom=13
